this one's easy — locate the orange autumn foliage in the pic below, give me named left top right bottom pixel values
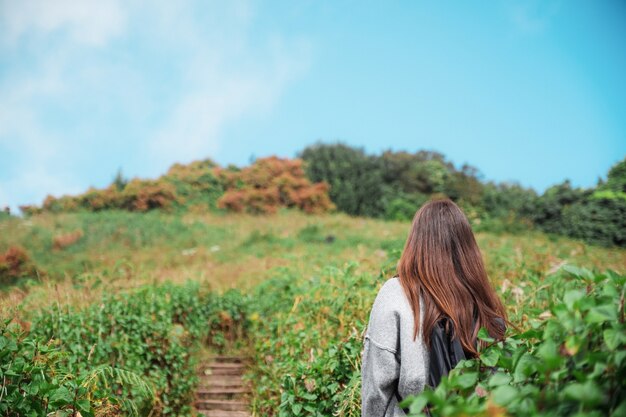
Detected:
left=52, top=230, right=84, bottom=250
left=216, top=156, right=334, bottom=214
left=0, top=246, right=39, bottom=284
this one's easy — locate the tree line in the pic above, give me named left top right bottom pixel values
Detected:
left=12, top=142, right=626, bottom=247
left=299, top=142, right=626, bottom=247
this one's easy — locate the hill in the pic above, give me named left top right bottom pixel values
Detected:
left=1, top=209, right=625, bottom=416
left=11, top=144, right=626, bottom=247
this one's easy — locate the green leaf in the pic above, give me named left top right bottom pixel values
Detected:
left=477, top=327, right=494, bottom=342
left=76, top=398, right=91, bottom=413
left=562, top=382, right=603, bottom=406
left=456, top=372, right=478, bottom=389
left=405, top=395, right=428, bottom=413
left=49, top=387, right=73, bottom=406
left=586, top=305, right=618, bottom=324
left=564, top=290, right=585, bottom=311
left=491, top=385, right=519, bottom=406
left=537, top=339, right=561, bottom=368
left=480, top=348, right=500, bottom=367
left=291, top=403, right=302, bottom=415
left=488, top=372, right=512, bottom=387
left=562, top=265, right=594, bottom=280
left=604, top=329, right=621, bottom=350
left=513, top=353, right=535, bottom=383
left=300, top=392, right=317, bottom=401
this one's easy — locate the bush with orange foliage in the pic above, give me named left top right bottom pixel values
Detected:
left=22, top=157, right=328, bottom=216
left=162, top=158, right=223, bottom=207
left=52, top=229, right=84, bottom=250
left=33, top=180, right=180, bottom=214
left=19, top=205, right=42, bottom=216
left=216, top=156, right=334, bottom=214
left=79, top=186, right=121, bottom=211
left=119, top=179, right=180, bottom=212
left=0, top=246, right=38, bottom=285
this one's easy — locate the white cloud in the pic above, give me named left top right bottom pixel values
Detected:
left=0, top=168, right=82, bottom=213
left=0, top=0, right=126, bottom=46
left=148, top=34, right=311, bottom=170
left=0, top=0, right=311, bottom=213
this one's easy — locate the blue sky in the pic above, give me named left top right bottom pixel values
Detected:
left=1, top=0, right=625, bottom=212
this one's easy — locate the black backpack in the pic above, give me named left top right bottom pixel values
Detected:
left=428, top=315, right=471, bottom=388
left=397, top=315, right=504, bottom=414
left=396, top=316, right=467, bottom=414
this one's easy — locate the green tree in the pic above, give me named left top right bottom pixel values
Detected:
left=530, top=180, right=589, bottom=235
left=481, top=181, right=537, bottom=219
left=592, top=156, right=626, bottom=201
left=299, top=142, right=387, bottom=217
left=112, top=168, right=129, bottom=191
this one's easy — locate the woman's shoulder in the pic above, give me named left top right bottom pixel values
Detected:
left=370, top=276, right=409, bottom=316
left=371, top=276, right=404, bottom=306
left=379, top=275, right=403, bottom=293
left=366, top=277, right=405, bottom=350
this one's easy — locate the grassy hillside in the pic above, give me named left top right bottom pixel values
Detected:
left=1, top=210, right=625, bottom=416
left=2, top=210, right=625, bottom=317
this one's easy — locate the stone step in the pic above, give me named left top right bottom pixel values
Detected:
left=199, top=369, right=245, bottom=377
left=199, top=362, right=246, bottom=374
left=195, top=399, right=248, bottom=411
left=197, top=387, right=248, bottom=400
left=200, top=376, right=246, bottom=388
left=202, top=356, right=246, bottom=364
left=208, top=362, right=246, bottom=369
left=198, top=363, right=245, bottom=368
left=196, top=411, right=250, bottom=417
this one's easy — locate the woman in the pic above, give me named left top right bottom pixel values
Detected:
left=361, top=198, right=507, bottom=416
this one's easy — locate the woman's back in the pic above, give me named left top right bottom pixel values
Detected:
left=361, top=277, right=428, bottom=416
left=360, top=198, right=507, bottom=416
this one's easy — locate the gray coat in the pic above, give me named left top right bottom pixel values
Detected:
left=361, top=277, right=429, bottom=416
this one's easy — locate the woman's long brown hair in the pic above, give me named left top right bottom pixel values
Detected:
left=397, top=198, right=507, bottom=357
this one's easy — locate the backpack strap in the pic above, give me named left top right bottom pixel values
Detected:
left=395, top=390, right=410, bottom=414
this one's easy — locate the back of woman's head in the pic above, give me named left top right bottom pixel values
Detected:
left=397, top=198, right=507, bottom=357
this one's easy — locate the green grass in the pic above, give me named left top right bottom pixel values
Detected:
left=2, top=209, right=625, bottom=316
left=1, top=209, right=625, bottom=416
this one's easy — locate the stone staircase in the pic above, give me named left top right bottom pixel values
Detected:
left=195, top=355, right=251, bottom=417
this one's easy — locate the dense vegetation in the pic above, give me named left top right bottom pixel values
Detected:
left=401, top=266, right=625, bottom=417
left=1, top=143, right=625, bottom=416
left=9, top=143, right=626, bottom=247
left=1, top=283, right=248, bottom=416
left=300, top=143, right=626, bottom=246
left=18, top=156, right=332, bottom=218
left=2, top=208, right=625, bottom=416
left=241, top=242, right=625, bottom=417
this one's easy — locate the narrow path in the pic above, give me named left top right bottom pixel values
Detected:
left=195, top=354, right=251, bottom=417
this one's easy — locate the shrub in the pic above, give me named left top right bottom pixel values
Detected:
left=384, top=193, right=429, bottom=221
left=119, top=179, right=180, bottom=212
left=217, top=156, right=334, bottom=214
left=401, top=266, right=626, bottom=417
left=25, top=282, right=250, bottom=416
left=530, top=180, right=589, bottom=235
left=0, top=206, right=11, bottom=219
left=162, top=158, right=223, bottom=208
left=561, top=197, right=626, bottom=247
left=246, top=263, right=381, bottom=416
left=300, top=142, right=387, bottom=217
left=52, top=229, right=84, bottom=250
left=0, top=321, right=154, bottom=417
left=26, top=159, right=223, bottom=215
left=0, top=246, right=39, bottom=285
left=19, top=204, right=43, bottom=216
left=78, top=186, right=121, bottom=211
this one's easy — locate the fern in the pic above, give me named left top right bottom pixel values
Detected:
left=82, top=365, right=155, bottom=416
